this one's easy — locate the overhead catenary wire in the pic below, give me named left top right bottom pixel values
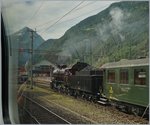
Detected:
left=74, top=1, right=96, bottom=11
left=37, top=3, right=110, bottom=34
left=39, top=1, right=85, bottom=34
left=34, top=1, right=95, bottom=29
left=34, top=17, right=59, bottom=28
left=26, top=0, right=45, bottom=27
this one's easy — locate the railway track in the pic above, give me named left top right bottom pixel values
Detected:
left=39, top=97, right=98, bottom=124
left=29, top=80, right=149, bottom=124
left=22, top=95, right=71, bottom=124
left=36, top=82, right=50, bottom=88
left=34, top=78, right=51, bottom=89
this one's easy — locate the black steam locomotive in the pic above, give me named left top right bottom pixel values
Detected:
left=51, top=62, right=105, bottom=102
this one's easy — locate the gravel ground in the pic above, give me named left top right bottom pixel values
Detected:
left=22, top=85, right=149, bottom=124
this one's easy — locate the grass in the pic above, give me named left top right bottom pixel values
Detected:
left=25, top=87, right=113, bottom=122
left=23, top=86, right=148, bottom=124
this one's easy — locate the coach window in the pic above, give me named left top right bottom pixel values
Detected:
left=120, top=69, right=128, bottom=84
left=107, top=70, right=115, bottom=83
left=134, top=69, right=146, bottom=85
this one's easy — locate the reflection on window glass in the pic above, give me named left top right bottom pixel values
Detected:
left=2, top=0, right=149, bottom=124
left=120, top=69, right=128, bottom=84
left=134, top=69, right=146, bottom=85
left=107, top=70, right=115, bottom=83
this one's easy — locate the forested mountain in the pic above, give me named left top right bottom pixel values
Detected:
left=26, top=1, right=150, bottom=67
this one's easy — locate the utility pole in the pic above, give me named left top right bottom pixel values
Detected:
left=129, top=40, right=131, bottom=60
left=90, top=40, right=92, bottom=65
left=29, top=29, right=36, bottom=89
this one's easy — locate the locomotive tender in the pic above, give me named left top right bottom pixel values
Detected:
left=51, top=58, right=149, bottom=117
left=68, top=67, right=103, bottom=100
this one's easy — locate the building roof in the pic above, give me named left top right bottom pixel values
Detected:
left=34, top=60, right=57, bottom=68
left=101, top=58, right=149, bottom=69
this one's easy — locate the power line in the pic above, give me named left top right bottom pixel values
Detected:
left=39, top=1, right=85, bottom=34
left=18, top=49, right=59, bottom=53
left=26, top=1, right=45, bottom=27
left=37, top=3, right=109, bottom=33
left=34, top=17, right=59, bottom=28
left=34, top=1, right=95, bottom=29
left=53, top=4, right=108, bottom=26
left=74, top=1, right=96, bottom=11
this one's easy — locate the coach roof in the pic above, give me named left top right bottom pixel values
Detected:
left=101, top=58, right=149, bottom=69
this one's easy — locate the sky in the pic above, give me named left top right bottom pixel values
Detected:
left=2, top=0, right=117, bottom=40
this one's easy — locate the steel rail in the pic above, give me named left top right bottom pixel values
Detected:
left=23, top=107, right=40, bottom=124
left=22, top=95, right=71, bottom=124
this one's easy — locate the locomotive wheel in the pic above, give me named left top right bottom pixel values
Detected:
left=88, top=96, right=92, bottom=101
left=81, top=94, right=85, bottom=99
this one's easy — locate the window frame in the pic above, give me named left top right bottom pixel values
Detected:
left=1, top=14, right=11, bottom=124
left=134, top=68, right=147, bottom=86
left=119, top=69, right=129, bottom=84
left=107, top=69, right=116, bottom=84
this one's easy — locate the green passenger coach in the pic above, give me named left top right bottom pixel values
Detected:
left=101, top=58, right=149, bottom=116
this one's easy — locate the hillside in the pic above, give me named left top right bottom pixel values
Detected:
left=35, top=1, right=149, bottom=67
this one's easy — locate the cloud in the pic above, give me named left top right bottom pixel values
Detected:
left=25, top=0, right=35, bottom=5
left=96, top=6, right=130, bottom=42
left=109, top=7, right=130, bottom=41
left=109, top=7, right=124, bottom=30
